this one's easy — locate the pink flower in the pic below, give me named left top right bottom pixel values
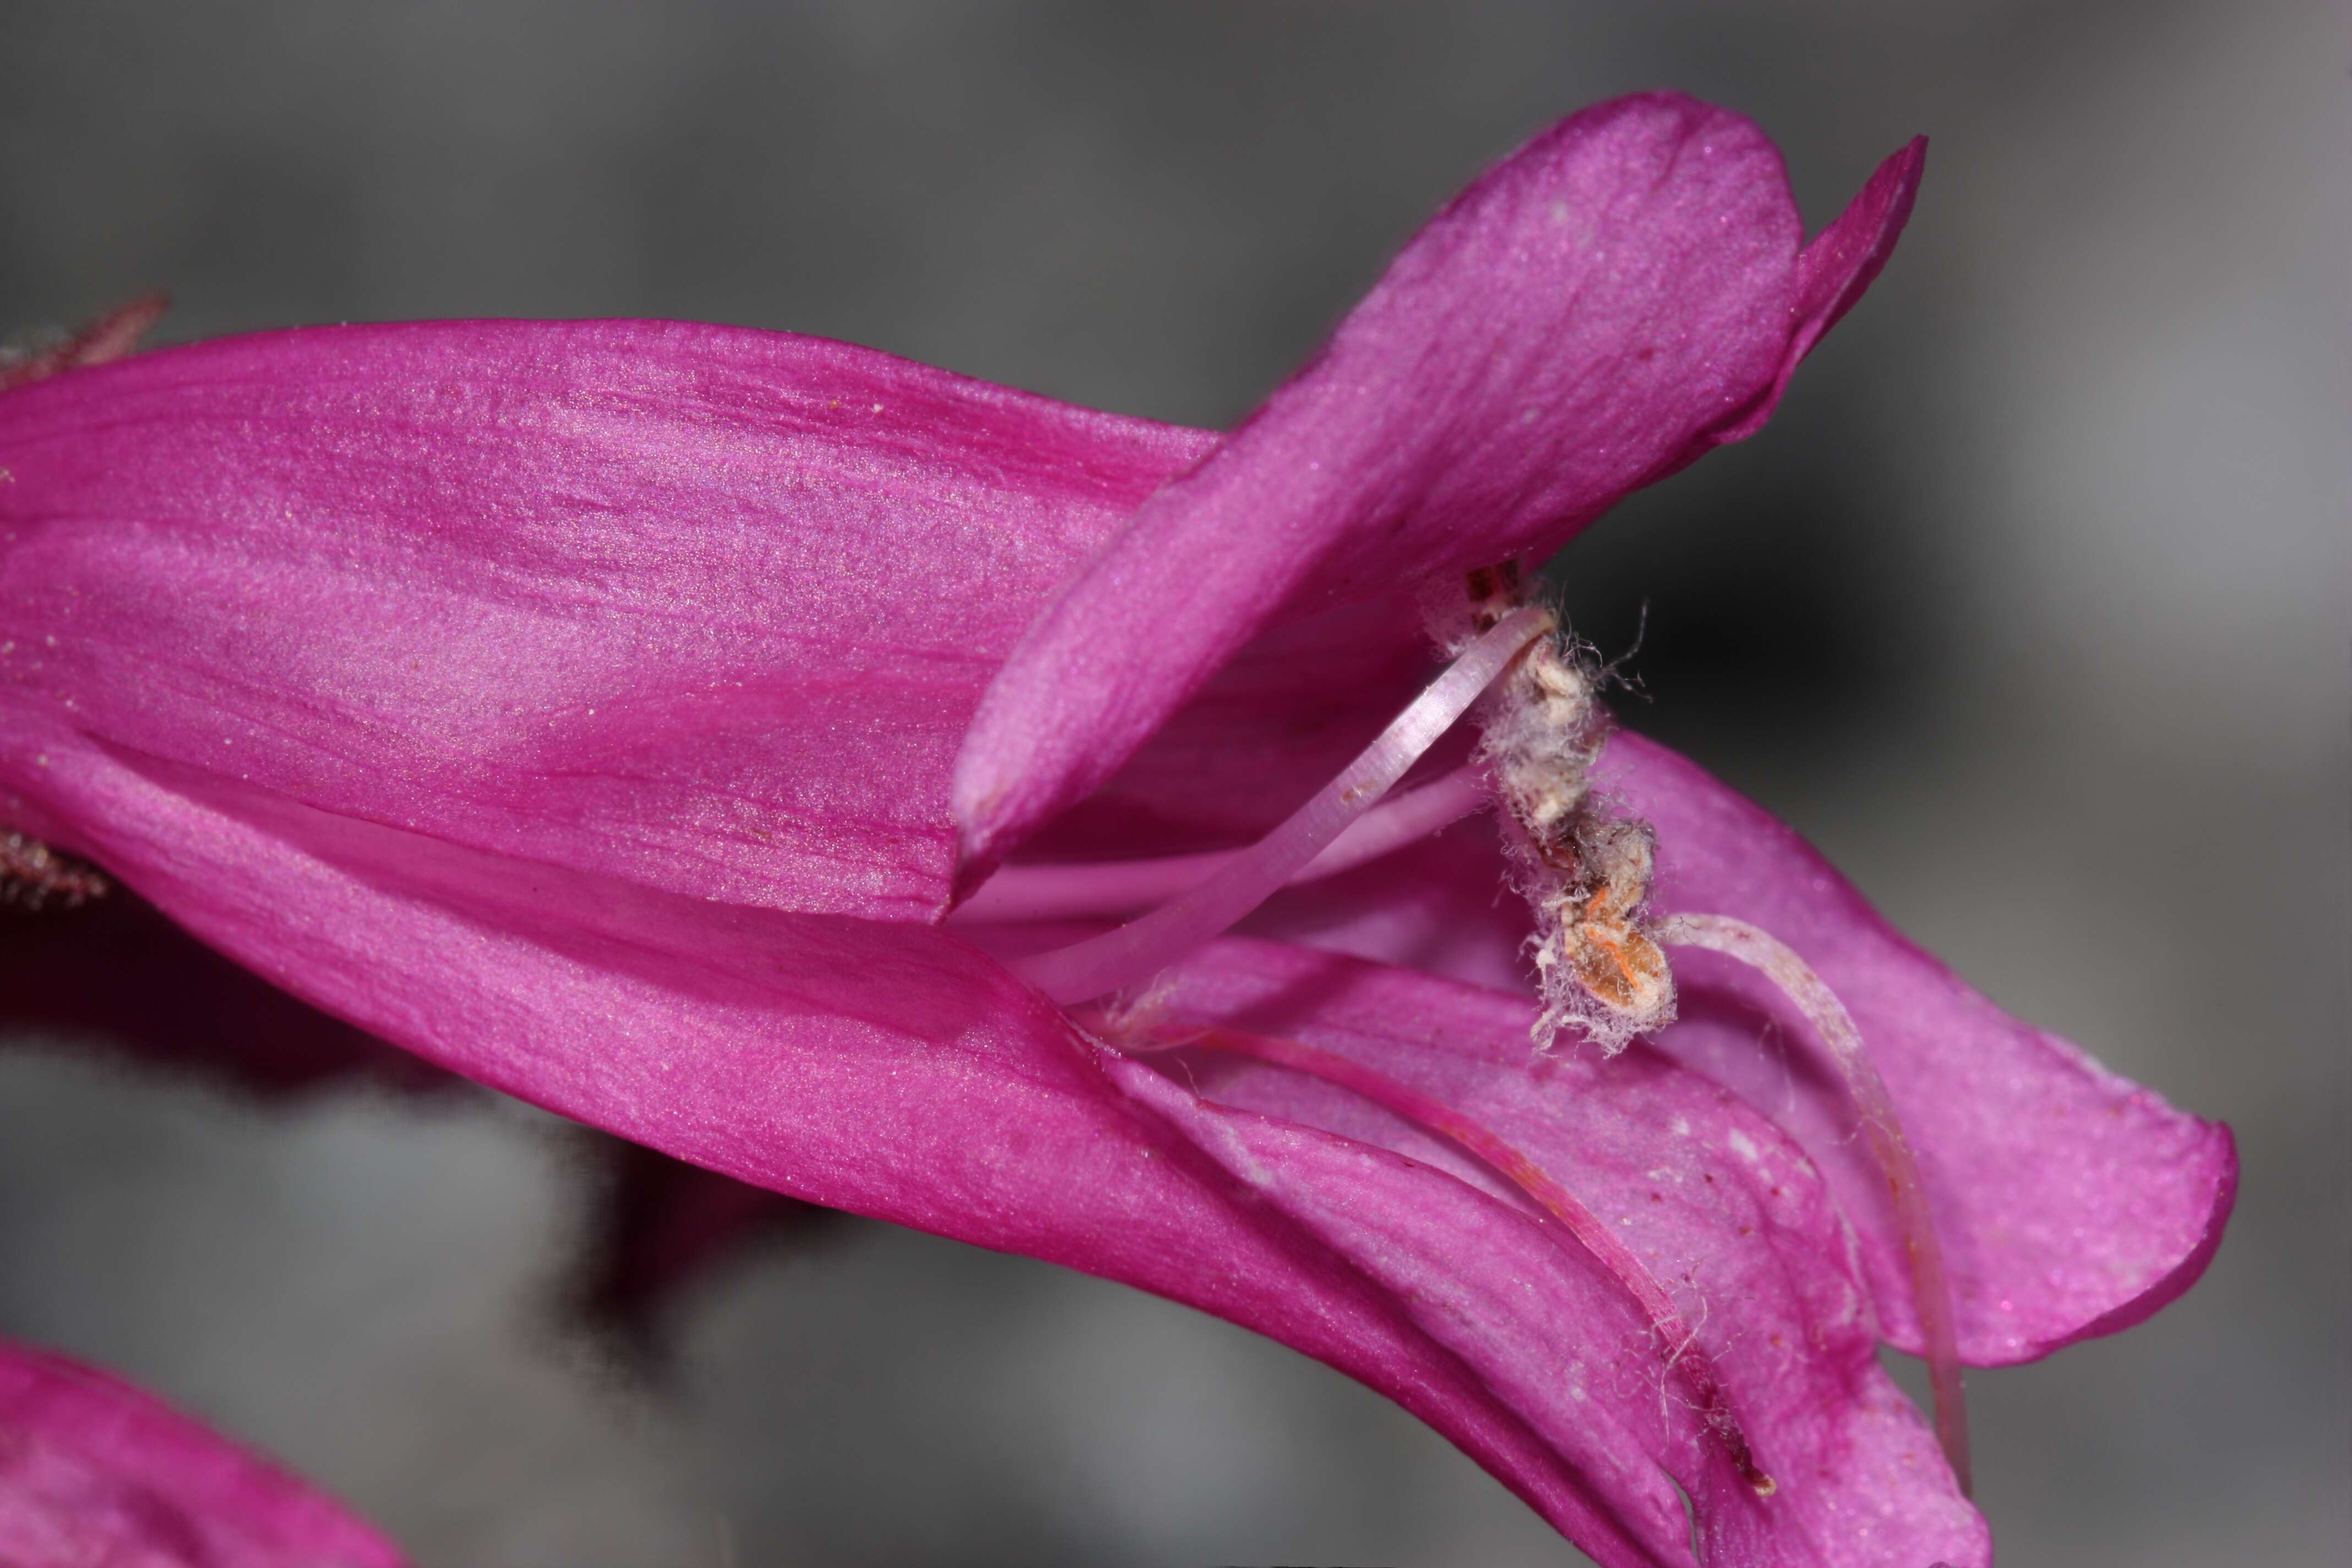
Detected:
left=0, top=1337, right=407, bottom=1568
left=0, top=93, right=2231, bottom=1566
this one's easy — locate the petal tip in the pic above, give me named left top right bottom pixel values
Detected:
left=1793, top=133, right=1929, bottom=341
left=2048, top=1117, right=2240, bottom=1354
left=1700, top=130, right=1928, bottom=449
left=950, top=736, right=1020, bottom=877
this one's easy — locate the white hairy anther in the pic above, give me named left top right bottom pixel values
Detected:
left=1456, top=570, right=1676, bottom=1054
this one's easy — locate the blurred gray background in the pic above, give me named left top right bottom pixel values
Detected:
left=1, top=2, right=2342, bottom=1564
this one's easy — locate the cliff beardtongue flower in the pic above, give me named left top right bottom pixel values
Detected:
left=0, top=92, right=2233, bottom=1568
left=960, top=88, right=1966, bottom=1479
left=0, top=1337, right=407, bottom=1567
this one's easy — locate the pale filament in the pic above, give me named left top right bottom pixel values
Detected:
left=953, top=764, right=1489, bottom=924
left=1112, top=1016, right=1774, bottom=1496
left=978, top=596, right=1963, bottom=1497
left=1654, top=911, right=1973, bottom=1496
left=1006, top=606, right=1552, bottom=1005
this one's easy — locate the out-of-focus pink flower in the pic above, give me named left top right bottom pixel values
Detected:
left=0, top=94, right=2231, bottom=1567
left=0, top=1337, right=405, bottom=1568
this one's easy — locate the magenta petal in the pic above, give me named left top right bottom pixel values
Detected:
left=1705, top=138, right=1928, bottom=448
left=0, top=319, right=1435, bottom=914
left=0, top=735, right=1624, bottom=1551
left=0, top=1337, right=407, bottom=1568
left=1596, top=733, right=2238, bottom=1365
left=957, top=94, right=1919, bottom=867
left=0, top=320, right=1207, bottom=922
left=10, top=727, right=1970, bottom=1567
left=1133, top=937, right=1987, bottom=1568
left=1788, top=139, right=1927, bottom=363
left=1246, top=735, right=2235, bottom=1368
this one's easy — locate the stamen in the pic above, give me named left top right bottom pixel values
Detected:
left=954, top=764, right=1489, bottom=924
left=1654, top=911, right=1973, bottom=1495
left=1110, top=1015, right=1774, bottom=1496
left=1463, top=570, right=1674, bottom=1054
left=1009, top=607, right=1551, bottom=1004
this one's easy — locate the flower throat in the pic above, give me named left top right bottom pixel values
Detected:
left=962, top=568, right=1971, bottom=1495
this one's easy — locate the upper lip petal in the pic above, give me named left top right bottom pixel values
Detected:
left=952, top=95, right=1925, bottom=873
